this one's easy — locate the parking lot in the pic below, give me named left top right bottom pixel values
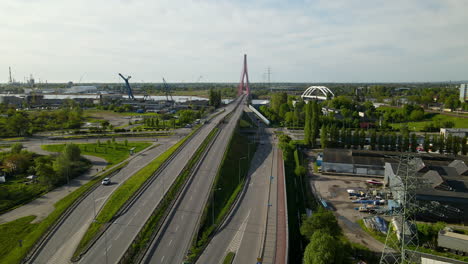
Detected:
left=308, top=170, right=387, bottom=252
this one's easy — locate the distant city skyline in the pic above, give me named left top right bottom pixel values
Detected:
left=1, top=0, right=467, bottom=83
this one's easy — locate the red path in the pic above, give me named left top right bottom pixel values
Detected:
left=275, top=151, right=287, bottom=264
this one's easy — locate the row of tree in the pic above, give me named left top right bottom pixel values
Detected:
left=318, top=125, right=468, bottom=155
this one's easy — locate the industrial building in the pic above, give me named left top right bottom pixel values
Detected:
left=321, top=148, right=392, bottom=176
left=384, top=158, right=468, bottom=223
left=66, top=86, right=98, bottom=94
left=440, top=128, right=468, bottom=138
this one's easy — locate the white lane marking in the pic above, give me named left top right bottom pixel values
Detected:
left=175, top=225, right=179, bottom=232
left=114, top=230, right=123, bottom=241
left=227, top=209, right=251, bottom=253
left=190, top=195, right=193, bottom=201
left=107, top=243, right=112, bottom=251
left=95, top=195, right=109, bottom=202
left=181, top=214, right=184, bottom=220
left=169, top=239, right=173, bottom=246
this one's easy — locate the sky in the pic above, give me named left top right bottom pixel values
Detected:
left=1, top=0, right=467, bottom=83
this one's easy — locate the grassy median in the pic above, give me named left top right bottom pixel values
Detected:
left=73, top=128, right=199, bottom=260
left=0, top=161, right=128, bottom=264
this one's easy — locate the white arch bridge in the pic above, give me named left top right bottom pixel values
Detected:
left=301, top=86, right=335, bottom=101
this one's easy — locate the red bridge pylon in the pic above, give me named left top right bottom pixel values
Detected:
left=237, top=54, right=250, bottom=96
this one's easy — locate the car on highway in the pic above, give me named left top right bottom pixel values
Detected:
left=101, top=177, right=111, bottom=185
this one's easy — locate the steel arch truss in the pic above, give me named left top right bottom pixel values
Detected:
left=301, top=86, right=334, bottom=101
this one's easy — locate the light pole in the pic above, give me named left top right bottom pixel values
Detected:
left=93, top=219, right=108, bottom=264
left=212, top=188, right=222, bottom=224
left=238, top=156, right=247, bottom=184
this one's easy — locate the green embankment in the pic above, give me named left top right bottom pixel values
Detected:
left=0, top=162, right=128, bottom=264
left=187, top=124, right=256, bottom=261
left=42, top=142, right=151, bottom=166
left=74, top=128, right=198, bottom=259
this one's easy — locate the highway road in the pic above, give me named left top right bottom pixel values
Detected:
left=76, top=99, right=241, bottom=264
left=29, top=102, right=237, bottom=264
left=196, top=114, right=277, bottom=264
left=30, top=138, right=176, bottom=264
left=142, top=97, right=246, bottom=264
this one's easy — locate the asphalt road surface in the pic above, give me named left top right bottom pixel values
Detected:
left=197, top=118, right=276, bottom=264
left=142, top=97, right=246, bottom=264
left=76, top=99, right=241, bottom=264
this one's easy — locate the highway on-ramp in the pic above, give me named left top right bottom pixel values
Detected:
left=142, top=97, right=246, bottom=264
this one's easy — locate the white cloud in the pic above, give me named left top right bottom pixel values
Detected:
left=0, top=0, right=467, bottom=82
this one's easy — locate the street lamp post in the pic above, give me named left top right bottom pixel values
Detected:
left=238, top=156, right=247, bottom=185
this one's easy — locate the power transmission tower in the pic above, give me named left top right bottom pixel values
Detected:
left=380, top=154, right=421, bottom=264
left=267, top=67, right=271, bottom=93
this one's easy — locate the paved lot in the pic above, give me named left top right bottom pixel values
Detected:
left=308, top=170, right=386, bottom=252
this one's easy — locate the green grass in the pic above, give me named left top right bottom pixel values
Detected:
left=357, top=219, right=387, bottom=244
left=73, top=128, right=198, bottom=259
left=41, top=142, right=151, bottom=166
left=0, top=162, right=128, bottom=264
left=389, top=113, right=468, bottom=131
left=0, top=216, right=37, bottom=261
left=222, top=252, right=235, bottom=264
left=0, top=137, right=25, bottom=142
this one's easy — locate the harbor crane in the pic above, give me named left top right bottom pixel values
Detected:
left=162, top=78, right=174, bottom=103
left=118, top=73, right=135, bottom=100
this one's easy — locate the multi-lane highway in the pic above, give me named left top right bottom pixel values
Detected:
left=76, top=98, right=242, bottom=264
left=29, top=99, right=239, bottom=264
left=30, top=138, right=177, bottom=264
left=196, top=111, right=277, bottom=264
left=141, top=97, right=246, bottom=264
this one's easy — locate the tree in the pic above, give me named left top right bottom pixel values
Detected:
left=303, top=230, right=345, bottom=264
left=304, top=103, right=312, bottom=146
left=320, top=125, right=328, bottom=149
left=446, top=134, right=453, bottom=154
left=462, top=136, right=467, bottom=155
left=439, top=134, right=445, bottom=154
left=35, top=156, right=57, bottom=187
left=452, top=136, right=460, bottom=156
left=63, top=144, right=81, bottom=162
left=410, top=133, right=417, bottom=152
left=10, top=143, right=23, bottom=154
left=370, top=130, right=377, bottom=150
left=300, top=207, right=342, bottom=239
left=311, top=101, right=320, bottom=147
left=423, top=133, right=430, bottom=152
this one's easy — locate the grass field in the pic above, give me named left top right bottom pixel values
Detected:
left=0, top=162, right=128, bottom=264
left=222, top=252, right=235, bottom=264
left=0, top=215, right=37, bottom=261
left=42, top=142, right=151, bottom=166
left=73, top=128, right=197, bottom=259
left=391, top=113, right=468, bottom=131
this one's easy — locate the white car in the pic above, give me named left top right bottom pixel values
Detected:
left=101, top=178, right=111, bottom=185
